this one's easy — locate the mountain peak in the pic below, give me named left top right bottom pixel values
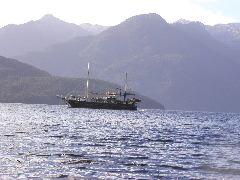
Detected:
left=39, top=14, right=61, bottom=22
left=79, top=23, right=109, bottom=34
left=175, top=19, right=204, bottom=27
left=174, top=19, right=205, bottom=33
left=124, top=13, right=167, bottom=24
left=42, top=14, right=56, bottom=19
left=176, top=19, right=192, bottom=24
left=116, top=13, right=168, bottom=31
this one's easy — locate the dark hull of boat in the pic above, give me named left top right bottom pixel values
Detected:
left=66, top=99, right=137, bottom=110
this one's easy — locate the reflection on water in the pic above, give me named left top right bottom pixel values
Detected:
left=0, top=103, right=240, bottom=179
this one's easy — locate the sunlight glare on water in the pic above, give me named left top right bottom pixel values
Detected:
left=0, top=103, right=240, bottom=179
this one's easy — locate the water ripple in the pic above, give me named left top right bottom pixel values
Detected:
left=0, top=103, right=240, bottom=179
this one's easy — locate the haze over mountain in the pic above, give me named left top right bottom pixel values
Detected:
left=175, top=19, right=240, bottom=50
left=0, top=14, right=107, bottom=57
left=0, top=56, right=162, bottom=109
left=16, top=13, right=240, bottom=112
left=206, top=23, right=240, bottom=50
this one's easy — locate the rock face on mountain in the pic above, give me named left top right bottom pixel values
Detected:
left=0, top=56, right=163, bottom=109
left=16, top=13, right=240, bottom=112
left=206, top=23, right=240, bottom=49
left=0, top=15, right=94, bottom=57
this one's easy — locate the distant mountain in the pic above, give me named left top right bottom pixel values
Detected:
left=0, top=14, right=97, bottom=57
left=0, top=56, right=163, bottom=109
left=175, top=19, right=192, bottom=24
left=206, top=23, right=240, bottom=49
left=80, top=23, right=109, bottom=34
left=17, top=13, right=240, bottom=112
left=176, top=19, right=240, bottom=50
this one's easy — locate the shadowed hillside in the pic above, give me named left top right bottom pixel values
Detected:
left=0, top=56, right=49, bottom=78
left=0, top=56, right=163, bottom=109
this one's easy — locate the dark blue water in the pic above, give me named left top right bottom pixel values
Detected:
left=0, top=103, right=240, bottom=179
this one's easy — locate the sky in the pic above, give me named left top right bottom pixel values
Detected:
left=0, top=0, right=239, bottom=27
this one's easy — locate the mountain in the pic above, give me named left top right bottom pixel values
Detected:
left=16, top=13, right=240, bottom=112
left=0, top=55, right=49, bottom=78
left=176, top=19, right=240, bottom=50
left=0, top=14, right=94, bottom=57
left=80, top=23, right=109, bottom=34
left=0, top=56, right=163, bottom=109
left=206, top=23, right=240, bottom=49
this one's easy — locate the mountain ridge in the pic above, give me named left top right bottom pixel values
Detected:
left=16, top=13, right=240, bottom=112
left=0, top=14, right=107, bottom=57
left=175, top=19, right=240, bottom=50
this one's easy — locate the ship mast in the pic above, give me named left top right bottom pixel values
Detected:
left=86, top=62, right=90, bottom=100
left=124, top=72, right=128, bottom=101
left=124, top=72, right=128, bottom=92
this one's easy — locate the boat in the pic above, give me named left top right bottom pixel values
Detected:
left=57, top=63, right=141, bottom=110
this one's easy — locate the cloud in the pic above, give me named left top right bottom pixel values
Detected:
left=158, top=0, right=236, bottom=25
left=192, top=0, right=218, bottom=3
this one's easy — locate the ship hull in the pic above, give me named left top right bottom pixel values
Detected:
left=66, top=99, right=137, bottom=110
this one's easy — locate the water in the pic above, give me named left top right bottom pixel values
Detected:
left=0, top=103, right=240, bottom=179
